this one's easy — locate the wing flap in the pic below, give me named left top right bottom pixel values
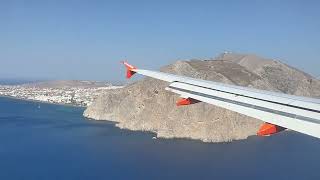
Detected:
left=169, top=82, right=319, bottom=120
left=166, top=84, right=320, bottom=139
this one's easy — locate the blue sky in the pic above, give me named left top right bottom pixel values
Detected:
left=0, top=0, right=319, bottom=81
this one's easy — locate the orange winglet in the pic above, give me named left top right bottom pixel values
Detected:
left=121, top=61, right=137, bottom=79
left=176, top=98, right=200, bottom=106
left=257, top=122, right=285, bottom=136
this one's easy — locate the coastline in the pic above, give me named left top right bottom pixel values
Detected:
left=0, top=83, right=123, bottom=108
left=1, top=95, right=225, bottom=143
left=0, top=95, right=85, bottom=108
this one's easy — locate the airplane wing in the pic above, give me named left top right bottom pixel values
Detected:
left=122, top=62, right=320, bottom=139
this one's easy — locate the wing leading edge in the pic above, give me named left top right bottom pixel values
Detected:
left=122, top=62, right=320, bottom=139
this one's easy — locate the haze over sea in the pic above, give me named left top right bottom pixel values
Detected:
left=0, top=96, right=319, bottom=180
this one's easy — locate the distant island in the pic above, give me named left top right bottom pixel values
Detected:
left=0, top=80, right=123, bottom=106
left=84, top=53, right=320, bottom=143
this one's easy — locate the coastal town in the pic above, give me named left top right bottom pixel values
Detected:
left=0, top=83, right=123, bottom=107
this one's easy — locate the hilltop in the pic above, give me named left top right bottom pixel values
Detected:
left=84, top=53, right=320, bottom=142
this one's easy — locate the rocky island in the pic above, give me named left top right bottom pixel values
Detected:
left=84, top=53, right=320, bottom=142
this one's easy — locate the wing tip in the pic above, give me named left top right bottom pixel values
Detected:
left=121, top=61, right=137, bottom=79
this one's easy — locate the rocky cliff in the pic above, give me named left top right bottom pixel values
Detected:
left=84, top=53, right=320, bottom=142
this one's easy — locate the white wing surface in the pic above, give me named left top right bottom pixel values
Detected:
left=122, top=62, right=320, bottom=139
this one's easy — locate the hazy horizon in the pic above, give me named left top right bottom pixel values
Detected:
left=1, top=0, right=319, bottom=81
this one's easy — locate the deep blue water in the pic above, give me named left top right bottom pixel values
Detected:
left=0, top=97, right=319, bottom=180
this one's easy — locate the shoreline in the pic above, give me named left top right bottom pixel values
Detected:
left=0, top=83, right=123, bottom=108
left=0, top=95, right=209, bottom=143
left=0, top=95, right=268, bottom=143
left=0, top=95, right=84, bottom=108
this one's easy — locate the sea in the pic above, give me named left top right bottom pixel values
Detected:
left=0, top=96, right=320, bottom=180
